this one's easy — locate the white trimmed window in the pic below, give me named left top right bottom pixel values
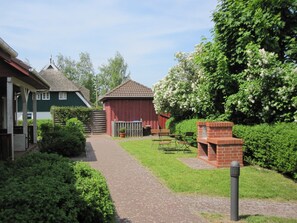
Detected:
left=36, top=92, right=41, bottom=100
left=42, top=92, right=50, bottom=100
left=32, top=92, right=41, bottom=100
left=59, top=92, right=67, bottom=100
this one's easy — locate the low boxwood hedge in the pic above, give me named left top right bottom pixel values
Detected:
left=0, top=153, right=115, bottom=223
left=233, top=123, right=297, bottom=180
left=167, top=118, right=297, bottom=180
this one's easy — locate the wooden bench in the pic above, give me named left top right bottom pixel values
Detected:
left=151, top=129, right=170, bottom=136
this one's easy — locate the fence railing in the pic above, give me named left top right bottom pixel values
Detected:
left=0, top=133, right=12, bottom=160
left=112, top=120, right=143, bottom=137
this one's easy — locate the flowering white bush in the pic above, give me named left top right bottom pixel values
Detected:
left=225, top=45, right=297, bottom=123
left=153, top=48, right=203, bottom=116
left=154, top=42, right=296, bottom=123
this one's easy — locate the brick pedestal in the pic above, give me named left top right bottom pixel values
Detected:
left=197, top=122, right=243, bottom=168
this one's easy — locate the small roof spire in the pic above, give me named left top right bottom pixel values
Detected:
left=50, top=55, right=53, bottom=64
left=40, top=55, right=58, bottom=71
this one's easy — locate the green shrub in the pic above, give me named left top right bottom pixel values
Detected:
left=166, top=117, right=177, bottom=133
left=0, top=153, right=115, bottom=223
left=51, top=106, right=96, bottom=124
left=233, top=123, right=297, bottom=180
left=17, top=119, right=53, bottom=140
left=66, top=118, right=85, bottom=135
left=166, top=118, right=198, bottom=146
left=74, top=162, right=115, bottom=222
left=39, top=122, right=86, bottom=157
left=175, top=119, right=198, bottom=135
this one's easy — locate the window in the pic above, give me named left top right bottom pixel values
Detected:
left=36, top=92, right=41, bottom=100
left=59, top=92, right=67, bottom=100
left=32, top=92, right=41, bottom=100
left=42, top=92, right=50, bottom=100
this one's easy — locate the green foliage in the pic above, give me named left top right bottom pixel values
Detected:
left=51, top=106, right=94, bottom=124
left=153, top=50, right=202, bottom=117
left=120, top=139, right=297, bottom=200
left=0, top=153, right=115, bottom=223
left=17, top=119, right=53, bottom=140
left=225, top=45, right=297, bottom=123
left=74, top=162, right=115, bottom=222
left=119, top=127, right=126, bottom=133
left=97, top=52, right=130, bottom=96
left=66, top=118, right=85, bottom=135
left=165, top=117, right=176, bottom=133
left=57, top=52, right=96, bottom=103
left=233, top=123, right=297, bottom=180
left=213, top=0, right=297, bottom=73
left=39, top=122, right=86, bottom=157
left=174, top=119, right=198, bottom=135
left=153, top=0, right=297, bottom=124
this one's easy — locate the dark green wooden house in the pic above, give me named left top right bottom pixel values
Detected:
left=17, top=59, right=91, bottom=120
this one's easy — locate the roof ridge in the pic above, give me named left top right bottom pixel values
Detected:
left=131, top=79, right=152, bottom=91
left=104, top=79, right=131, bottom=96
left=40, top=56, right=59, bottom=71
left=100, top=79, right=153, bottom=102
left=39, top=67, right=80, bottom=92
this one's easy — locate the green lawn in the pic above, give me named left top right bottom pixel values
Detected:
left=201, top=213, right=297, bottom=223
left=119, top=139, right=297, bottom=201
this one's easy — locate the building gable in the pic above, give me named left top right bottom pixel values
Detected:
left=100, top=80, right=153, bottom=102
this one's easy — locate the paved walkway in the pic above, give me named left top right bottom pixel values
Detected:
left=83, top=135, right=297, bottom=222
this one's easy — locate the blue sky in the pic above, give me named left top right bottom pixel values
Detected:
left=0, top=0, right=217, bottom=88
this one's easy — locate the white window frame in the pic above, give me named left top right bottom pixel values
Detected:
left=59, top=92, right=67, bottom=100
left=35, top=92, right=41, bottom=100
left=42, top=92, right=50, bottom=100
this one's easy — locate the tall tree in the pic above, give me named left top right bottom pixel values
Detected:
left=56, top=52, right=96, bottom=103
left=56, top=54, right=79, bottom=82
left=153, top=0, right=297, bottom=123
left=213, top=0, right=297, bottom=74
left=96, top=52, right=130, bottom=96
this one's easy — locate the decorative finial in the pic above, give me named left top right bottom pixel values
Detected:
left=50, top=55, right=53, bottom=64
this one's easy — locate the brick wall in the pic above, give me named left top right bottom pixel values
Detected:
left=197, top=121, right=243, bottom=168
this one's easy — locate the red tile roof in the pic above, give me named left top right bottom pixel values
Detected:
left=100, top=80, right=153, bottom=101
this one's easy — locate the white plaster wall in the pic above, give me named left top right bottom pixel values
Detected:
left=17, top=112, right=51, bottom=120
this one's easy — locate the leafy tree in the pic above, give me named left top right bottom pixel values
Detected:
left=96, top=52, right=130, bottom=96
left=153, top=0, right=297, bottom=124
left=213, top=0, right=297, bottom=74
left=56, top=52, right=96, bottom=103
left=225, top=44, right=297, bottom=123
left=153, top=50, right=201, bottom=117
left=56, top=54, right=78, bottom=82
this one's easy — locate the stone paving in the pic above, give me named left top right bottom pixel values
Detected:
left=81, top=135, right=297, bottom=222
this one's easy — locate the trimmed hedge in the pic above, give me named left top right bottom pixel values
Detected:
left=166, top=117, right=198, bottom=146
left=166, top=117, right=198, bottom=135
left=51, top=106, right=96, bottom=124
left=233, top=123, right=297, bottom=180
left=167, top=117, right=297, bottom=180
left=0, top=153, right=115, bottom=223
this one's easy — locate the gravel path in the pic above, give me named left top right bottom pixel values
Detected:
left=83, top=135, right=297, bottom=222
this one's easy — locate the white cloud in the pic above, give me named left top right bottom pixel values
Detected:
left=0, top=0, right=217, bottom=86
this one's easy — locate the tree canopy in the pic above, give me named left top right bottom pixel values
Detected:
left=213, top=0, right=297, bottom=73
left=56, top=52, right=96, bottom=103
left=96, top=52, right=130, bottom=96
left=56, top=51, right=130, bottom=106
left=153, top=0, right=297, bottom=124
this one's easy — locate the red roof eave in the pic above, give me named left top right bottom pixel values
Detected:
left=4, top=59, right=30, bottom=76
